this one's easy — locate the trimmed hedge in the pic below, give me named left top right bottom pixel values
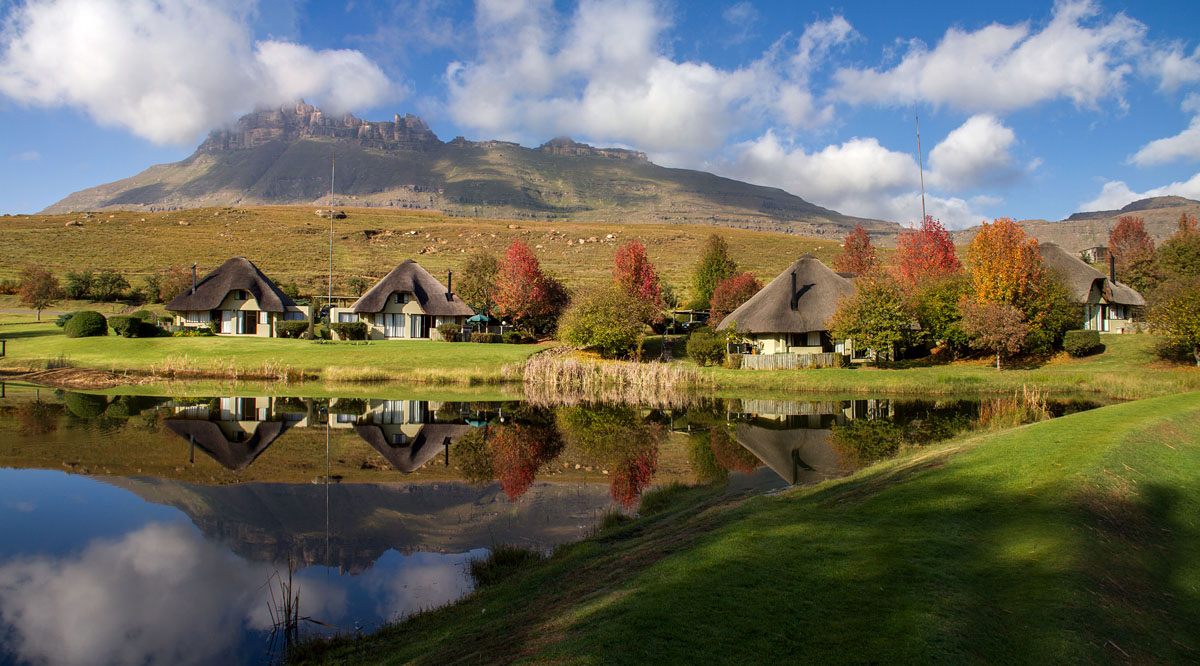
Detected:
left=1063, top=330, right=1102, bottom=357
left=130, top=309, right=154, bottom=321
left=55, top=311, right=79, bottom=328
left=276, top=321, right=309, bottom=339
left=471, top=332, right=498, bottom=343
left=331, top=321, right=368, bottom=341
left=437, top=323, right=462, bottom=341
left=108, top=315, right=158, bottom=338
left=64, top=311, right=108, bottom=338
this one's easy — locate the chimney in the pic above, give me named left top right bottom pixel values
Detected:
left=790, top=270, right=798, bottom=311
left=446, top=270, right=453, bottom=300
left=191, top=262, right=198, bottom=294
left=1109, top=254, right=1116, bottom=283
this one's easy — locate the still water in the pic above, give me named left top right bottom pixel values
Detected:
left=0, top=385, right=1099, bottom=665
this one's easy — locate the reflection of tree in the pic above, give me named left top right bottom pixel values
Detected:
left=17, top=400, right=61, bottom=435
left=610, top=435, right=661, bottom=508
left=687, top=432, right=726, bottom=483
left=830, top=419, right=905, bottom=467
left=454, top=426, right=495, bottom=487
left=60, top=391, right=110, bottom=419
left=557, top=405, right=665, bottom=507
left=709, top=427, right=759, bottom=474
left=490, top=423, right=563, bottom=501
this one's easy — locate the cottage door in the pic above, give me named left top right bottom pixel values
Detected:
left=385, top=314, right=403, bottom=338
left=221, top=310, right=234, bottom=334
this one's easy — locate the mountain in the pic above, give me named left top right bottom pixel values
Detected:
left=43, top=102, right=897, bottom=239
left=951, top=196, right=1200, bottom=251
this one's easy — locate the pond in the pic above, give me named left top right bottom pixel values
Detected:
left=0, top=384, right=1102, bottom=665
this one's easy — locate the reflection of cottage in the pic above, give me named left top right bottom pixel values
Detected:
left=1039, top=243, right=1145, bottom=333
left=330, top=260, right=473, bottom=340
left=717, top=255, right=860, bottom=357
left=734, top=425, right=846, bottom=485
left=164, top=397, right=306, bottom=471
left=354, top=423, right=474, bottom=473
left=166, top=257, right=308, bottom=336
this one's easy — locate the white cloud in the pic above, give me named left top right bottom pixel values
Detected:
left=830, top=0, right=1145, bottom=112
left=1149, top=43, right=1200, bottom=91
left=1081, top=172, right=1200, bottom=211
left=1129, top=115, right=1200, bottom=166
left=928, top=114, right=1020, bottom=189
left=0, top=0, right=394, bottom=145
left=11, top=150, right=40, bottom=161
left=722, top=2, right=759, bottom=46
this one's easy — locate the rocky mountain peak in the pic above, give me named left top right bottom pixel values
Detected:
left=198, top=101, right=443, bottom=153
left=537, top=136, right=647, bottom=162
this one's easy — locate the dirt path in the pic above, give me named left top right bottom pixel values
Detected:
left=0, top=367, right=145, bottom=390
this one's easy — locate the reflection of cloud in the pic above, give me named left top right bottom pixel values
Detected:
left=361, top=549, right=477, bottom=622
left=1, top=500, right=35, bottom=512
left=0, top=522, right=345, bottom=666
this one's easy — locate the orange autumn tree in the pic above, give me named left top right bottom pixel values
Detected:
left=965, top=218, right=1044, bottom=305
left=834, top=224, right=879, bottom=275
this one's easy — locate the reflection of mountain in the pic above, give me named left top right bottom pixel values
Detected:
left=354, top=423, right=474, bottom=473
left=102, top=477, right=615, bottom=574
left=163, top=419, right=294, bottom=472
left=734, top=424, right=846, bottom=485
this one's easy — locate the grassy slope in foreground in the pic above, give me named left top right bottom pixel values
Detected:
left=295, top=392, right=1200, bottom=665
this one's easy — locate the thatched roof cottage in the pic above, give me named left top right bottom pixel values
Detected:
left=166, top=256, right=308, bottom=336
left=1038, top=243, right=1145, bottom=333
left=716, top=254, right=859, bottom=356
left=331, top=260, right=474, bottom=340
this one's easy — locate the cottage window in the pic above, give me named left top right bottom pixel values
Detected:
left=284, top=310, right=305, bottom=321
left=184, top=312, right=204, bottom=324
left=258, top=311, right=269, bottom=325
left=338, top=312, right=357, bottom=323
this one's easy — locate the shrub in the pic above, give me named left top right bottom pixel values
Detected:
left=557, top=285, right=647, bottom=357
left=437, top=323, right=463, bottom=341
left=685, top=326, right=725, bottom=367
left=130, top=309, right=154, bottom=321
left=207, top=320, right=220, bottom=335
left=1062, top=330, right=1102, bottom=357
left=55, top=311, right=79, bottom=328
left=63, top=311, right=108, bottom=338
left=275, top=321, right=309, bottom=339
left=723, top=353, right=742, bottom=369
left=157, top=315, right=174, bottom=326
left=331, top=321, right=368, bottom=341
left=107, top=315, right=139, bottom=337
left=0, top=278, right=20, bottom=295
left=471, top=332, right=499, bottom=343
left=1154, top=336, right=1195, bottom=364
left=312, top=323, right=331, bottom=340
left=502, top=330, right=526, bottom=344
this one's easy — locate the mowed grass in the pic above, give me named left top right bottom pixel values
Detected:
left=0, top=206, right=875, bottom=301
left=293, top=391, right=1200, bottom=665
left=0, top=320, right=538, bottom=384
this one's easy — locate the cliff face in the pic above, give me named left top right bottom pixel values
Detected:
left=197, top=101, right=443, bottom=153
left=537, top=136, right=647, bottom=162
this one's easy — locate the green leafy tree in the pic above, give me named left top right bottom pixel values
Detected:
left=1158, top=214, right=1200, bottom=279
left=911, top=275, right=970, bottom=353
left=1148, top=275, right=1200, bottom=366
left=827, top=276, right=915, bottom=365
left=19, top=265, right=60, bottom=320
left=557, top=285, right=648, bottom=358
left=141, top=273, right=162, bottom=303
left=1022, top=274, right=1082, bottom=355
left=346, top=276, right=368, bottom=296
left=959, top=300, right=1029, bottom=370
left=63, top=270, right=94, bottom=300
left=459, top=250, right=501, bottom=314
left=91, top=270, right=129, bottom=301
left=691, top=234, right=737, bottom=309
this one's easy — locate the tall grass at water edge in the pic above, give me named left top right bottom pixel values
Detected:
left=148, top=354, right=306, bottom=384
left=977, top=385, right=1053, bottom=430
left=515, top=354, right=706, bottom=408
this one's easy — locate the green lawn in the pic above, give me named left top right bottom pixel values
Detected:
left=294, top=391, right=1200, bottom=665
left=0, top=320, right=540, bottom=384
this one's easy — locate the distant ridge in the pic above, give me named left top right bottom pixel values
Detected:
left=43, top=102, right=897, bottom=239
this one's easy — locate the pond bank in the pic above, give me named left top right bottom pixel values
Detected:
left=291, top=391, right=1200, bottom=665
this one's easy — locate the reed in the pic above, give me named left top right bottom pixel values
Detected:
left=517, top=353, right=706, bottom=408
left=147, top=354, right=304, bottom=383
left=977, top=384, right=1052, bottom=430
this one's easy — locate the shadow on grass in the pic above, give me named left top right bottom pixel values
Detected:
left=0, top=326, right=66, bottom=340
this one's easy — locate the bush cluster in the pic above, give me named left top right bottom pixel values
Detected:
left=275, top=321, right=309, bottom=339
left=503, top=330, right=532, bottom=344
left=55, top=311, right=79, bottom=328
left=331, top=321, right=368, bottom=341
left=63, top=311, right=108, bottom=338
left=1062, top=330, right=1102, bottom=357
left=108, top=315, right=158, bottom=338
left=685, top=326, right=726, bottom=367
left=436, top=323, right=462, bottom=341
left=723, top=353, right=742, bottom=369
left=471, top=332, right=498, bottom=343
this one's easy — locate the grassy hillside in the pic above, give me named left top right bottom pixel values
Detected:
left=0, top=206, right=871, bottom=301
left=294, top=391, right=1200, bottom=665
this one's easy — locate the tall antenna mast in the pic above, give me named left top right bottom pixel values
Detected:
left=916, top=111, right=927, bottom=224
left=328, top=150, right=335, bottom=310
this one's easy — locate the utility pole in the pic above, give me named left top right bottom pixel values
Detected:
left=916, top=111, right=927, bottom=224
left=328, top=150, right=335, bottom=312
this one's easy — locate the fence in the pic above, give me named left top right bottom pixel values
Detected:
left=738, top=352, right=847, bottom=370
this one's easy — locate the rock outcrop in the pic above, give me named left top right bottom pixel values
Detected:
left=538, top=136, right=647, bottom=161
left=198, top=101, right=443, bottom=153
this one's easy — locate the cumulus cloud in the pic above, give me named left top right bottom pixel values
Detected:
left=1080, top=171, right=1200, bottom=211
left=928, top=114, right=1021, bottom=189
left=1128, top=115, right=1200, bottom=166
left=0, top=0, right=394, bottom=145
left=830, top=0, right=1144, bottom=112
left=1149, top=43, right=1200, bottom=91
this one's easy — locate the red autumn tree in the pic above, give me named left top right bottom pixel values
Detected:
left=708, top=272, right=763, bottom=326
left=959, top=300, right=1030, bottom=370
left=709, top=427, right=759, bottom=474
left=833, top=224, right=879, bottom=275
left=1108, top=216, right=1155, bottom=268
left=894, top=216, right=962, bottom=288
left=612, top=239, right=663, bottom=321
left=965, top=218, right=1045, bottom=306
left=493, top=240, right=567, bottom=332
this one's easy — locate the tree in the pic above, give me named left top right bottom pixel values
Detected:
left=833, top=224, right=880, bottom=275
left=63, top=270, right=94, bottom=300
left=959, top=300, right=1029, bottom=370
left=612, top=239, right=663, bottom=320
left=911, top=275, right=970, bottom=353
left=691, top=234, right=738, bottom=309
left=827, top=276, right=915, bottom=365
left=708, top=272, right=762, bottom=327
left=346, top=276, right=368, bottom=296
left=894, top=216, right=962, bottom=288
left=1108, top=216, right=1155, bottom=268
left=459, top=250, right=500, bottom=313
left=1022, top=273, right=1082, bottom=355
left=156, top=266, right=193, bottom=303
left=557, top=285, right=649, bottom=358
left=965, top=218, right=1044, bottom=306
left=1147, top=275, right=1200, bottom=366
left=493, top=241, right=567, bottom=332
left=18, top=265, right=60, bottom=320
left=1158, top=214, right=1200, bottom=279
left=91, top=269, right=129, bottom=301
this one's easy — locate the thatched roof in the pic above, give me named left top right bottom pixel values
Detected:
left=717, top=255, right=856, bottom=334
left=163, top=419, right=292, bottom=471
left=350, top=260, right=475, bottom=316
left=354, top=423, right=475, bottom=473
left=166, top=256, right=298, bottom=313
left=1038, top=243, right=1145, bottom=306
left=734, top=424, right=845, bottom=485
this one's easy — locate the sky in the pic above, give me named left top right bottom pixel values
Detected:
left=2, top=0, right=1199, bottom=228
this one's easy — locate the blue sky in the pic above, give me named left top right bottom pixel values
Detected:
left=2, top=0, right=1199, bottom=228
